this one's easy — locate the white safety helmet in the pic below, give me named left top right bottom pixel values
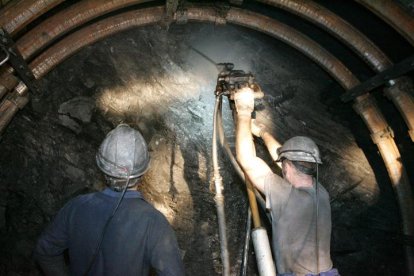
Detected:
left=96, top=124, right=150, bottom=179
left=276, top=136, right=322, bottom=164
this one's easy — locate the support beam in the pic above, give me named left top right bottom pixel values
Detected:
left=341, top=55, right=414, bottom=102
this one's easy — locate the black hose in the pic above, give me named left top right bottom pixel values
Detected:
left=241, top=208, right=252, bottom=276
left=212, top=94, right=230, bottom=276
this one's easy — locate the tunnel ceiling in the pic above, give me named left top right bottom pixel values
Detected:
left=0, top=0, right=413, bottom=275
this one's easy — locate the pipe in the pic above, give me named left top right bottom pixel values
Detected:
left=0, top=71, right=18, bottom=100
left=258, top=0, right=414, bottom=156
left=384, top=77, right=414, bottom=142
left=355, top=0, right=414, bottom=46
left=30, top=6, right=165, bottom=79
left=0, top=0, right=63, bottom=36
left=257, top=0, right=392, bottom=72
left=252, top=228, right=276, bottom=276
left=16, top=0, right=152, bottom=60
left=353, top=94, right=414, bottom=275
left=212, top=95, right=230, bottom=276
left=0, top=89, right=29, bottom=135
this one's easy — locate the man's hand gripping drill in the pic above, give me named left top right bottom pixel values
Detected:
left=214, top=63, right=264, bottom=116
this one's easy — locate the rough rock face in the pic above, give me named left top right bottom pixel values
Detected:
left=0, top=23, right=406, bottom=275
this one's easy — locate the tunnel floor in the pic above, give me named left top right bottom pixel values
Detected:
left=0, top=23, right=409, bottom=275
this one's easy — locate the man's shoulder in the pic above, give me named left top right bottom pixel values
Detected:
left=62, top=191, right=100, bottom=210
left=265, top=173, right=291, bottom=192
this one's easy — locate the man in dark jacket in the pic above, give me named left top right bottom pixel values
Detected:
left=34, top=124, right=185, bottom=276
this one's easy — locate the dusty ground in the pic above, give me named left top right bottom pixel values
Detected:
left=0, top=23, right=410, bottom=275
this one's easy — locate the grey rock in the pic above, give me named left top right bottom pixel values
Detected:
left=58, top=97, right=95, bottom=133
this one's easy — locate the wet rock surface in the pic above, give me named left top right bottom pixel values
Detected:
left=0, top=23, right=409, bottom=275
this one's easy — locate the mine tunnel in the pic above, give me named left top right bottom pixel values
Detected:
left=0, top=0, right=414, bottom=275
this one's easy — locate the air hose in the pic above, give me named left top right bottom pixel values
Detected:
left=212, top=94, right=230, bottom=276
left=215, top=96, right=252, bottom=276
left=214, top=94, right=273, bottom=275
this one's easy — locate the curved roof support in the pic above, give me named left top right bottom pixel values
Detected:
left=17, top=0, right=152, bottom=60
left=355, top=0, right=414, bottom=46
left=0, top=5, right=412, bottom=272
left=257, top=0, right=414, bottom=144
left=0, top=0, right=64, bottom=35
left=257, top=0, right=392, bottom=71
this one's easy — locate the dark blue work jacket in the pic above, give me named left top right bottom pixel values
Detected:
left=34, top=188, right=185, bottom=276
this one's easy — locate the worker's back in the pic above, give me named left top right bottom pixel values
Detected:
left=35, top=188, right=185, bottom=276
left=265, top=174, right=333, bottom=275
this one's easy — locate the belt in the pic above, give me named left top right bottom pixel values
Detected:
left=280, top=268, right=340, bottom=276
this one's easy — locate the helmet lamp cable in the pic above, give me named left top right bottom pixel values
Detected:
left=277, top=149, right=320, bottom=274
left=83, top=154, right=131, bottom=276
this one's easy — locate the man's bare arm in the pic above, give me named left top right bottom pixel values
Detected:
left=251, top=120, right=282, bottom=165
left=234, top=88, right=272, bottom=193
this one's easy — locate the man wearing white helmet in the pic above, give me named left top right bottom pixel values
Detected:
left=234, top=88, right=338, bottom=276
left=34, top=124, right=185, bottom=276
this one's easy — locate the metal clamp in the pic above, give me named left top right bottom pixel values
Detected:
left=0, top=27, right=40, bottom=95
left=0, top=45, right=9, bottom=66
left=214, top=2, right=229, bottom=25
left=6, top=90, right=30, bottom=109
left=175, top=8, right=188, bottom=24
left=371, top=126, right=395, bottom=144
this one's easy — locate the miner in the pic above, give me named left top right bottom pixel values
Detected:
left=234, top=87, right=339, bottom=276
left=34, top=124, right=185, bottom=275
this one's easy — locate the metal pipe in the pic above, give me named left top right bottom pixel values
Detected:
left=258, top=0, right=414, bottom=156
left=0, top=98, right=19, bottom=134
left=0, top=90, right=29, bottom=135
left=257, top=0, right=392, bottom=72
left=353, top=94, right=414, bottom=275
left=0, top=0, right=63, bottom=36
left=0, top=71, right=18, bottom=101
left=355, top=0, right=414, bottom=46
left=384, top=77, right=414, bottom=142
left=251, top=228, right=276, bottom=276
left=212, top=95, right=230, bottom=276
left=29, top=6, right=165, bottom=79
left=16, top=0, right=152, bottom=60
